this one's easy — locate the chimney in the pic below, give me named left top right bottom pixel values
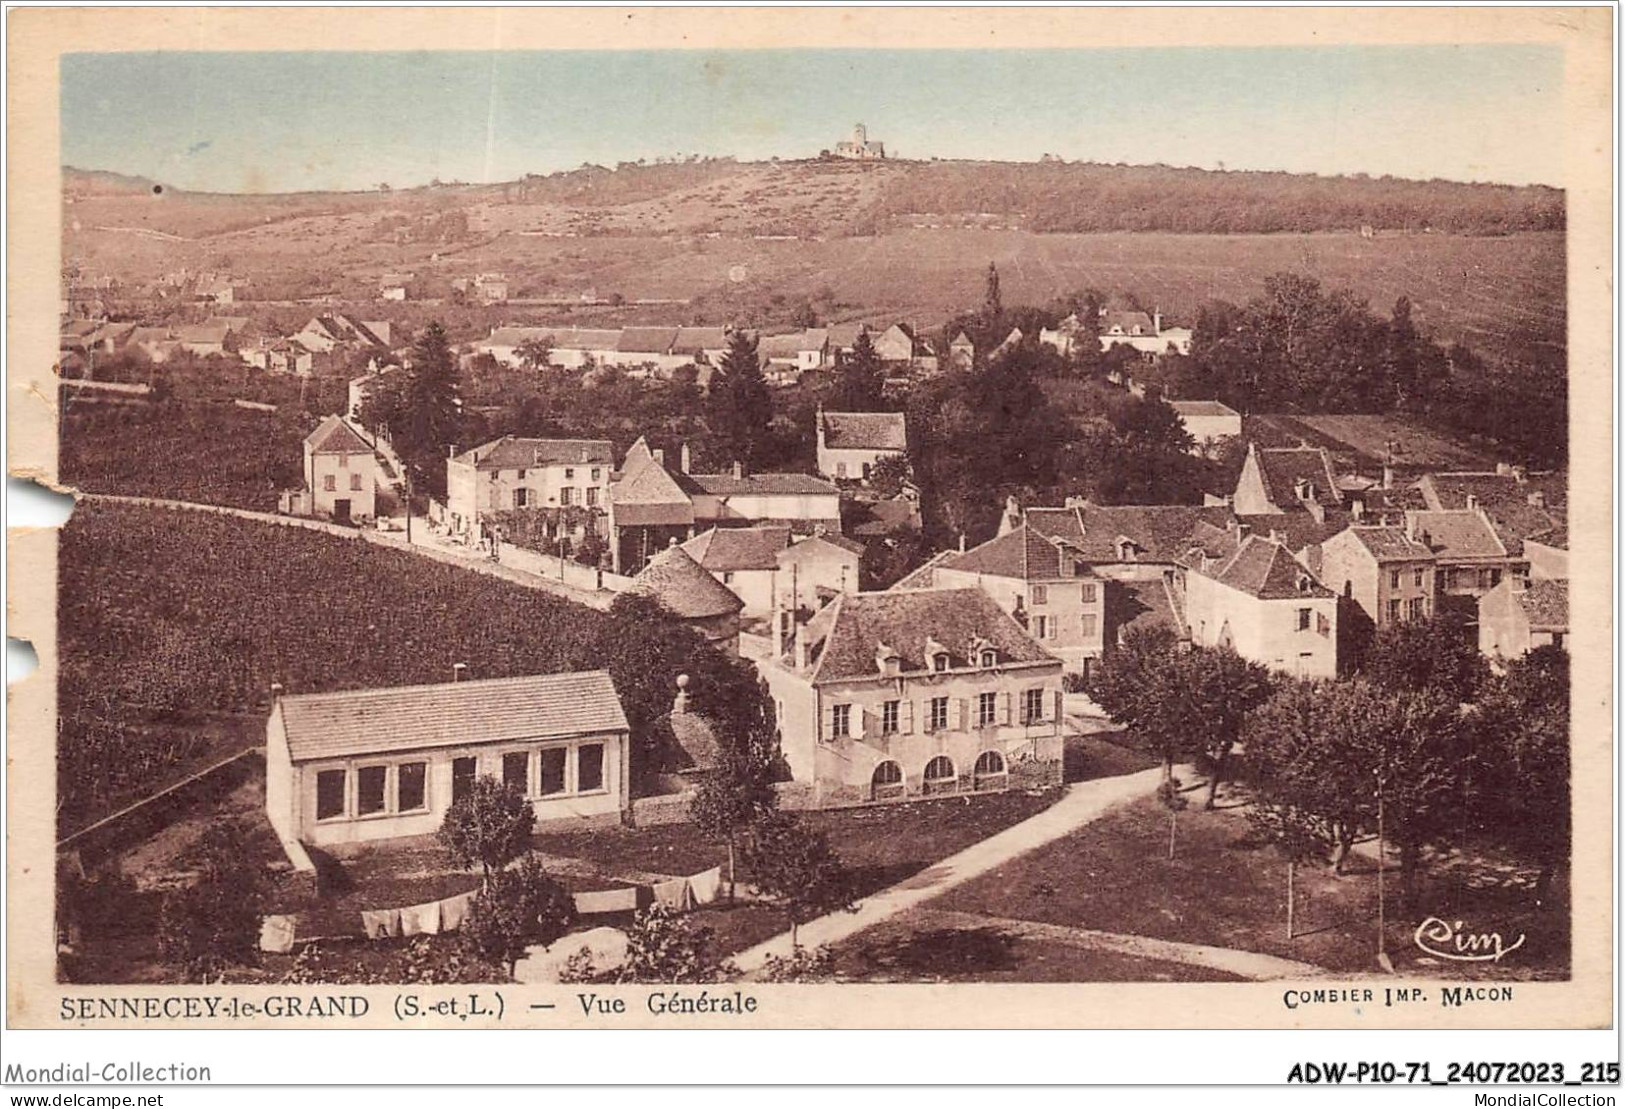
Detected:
left=270, top=682, right=285, bottom=700
left=1306, top=499, right=1325, bottom=525
left=959, top=533, right=968, bottom=553
left=680, top=442, right=692, bottom=474
left=1269, top=529, right=1284, bottom=545
left=1153, top=307, right=1163, bottom=334
left=1404, top=514, right=1419, bottom=541
left=653, top=448, right=665, bottom=467
left=1465, top=494, right=1479, bottom=514
left=452, top=662, right=468, bottom=683
left=1382, top=464, right=1394, bottom=490
left=1527, top=490, right=1546, bottom=508
left=1351, top=498, right=1365, bottom=522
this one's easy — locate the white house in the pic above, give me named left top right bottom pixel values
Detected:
left=1182, top=534, right=1338, bottom=678
left=301, top=415, right=380, bottom=524
left=1168, top=399, right=1241, bottom=450
left=815, top=407, right=908, bottom=482
left=265, top=671, right=631, bottom=855
left=445, top=437, right=615, bottom=537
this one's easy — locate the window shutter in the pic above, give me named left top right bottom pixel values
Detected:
left=1000, top=692, right=1012, bottom=726
left=955, top=698, right=968, bottom=731
left=852, top=704, right=867, bottom=739
left=1054, top=689, right=1064, bottom=724
left=901, top=699, right=914, bottom=734
left=919, top=699, right=932, bottom=732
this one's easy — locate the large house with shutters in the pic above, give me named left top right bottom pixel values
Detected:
left=445, top=437, right=614, bottom=539
left=265, top=671, right=631, bottom=856
left=1181, top=533, right=1338, bottom=678
left=758, top=587, right=1065, bottom=807
left=1316, top=522, right=1437, bottom=630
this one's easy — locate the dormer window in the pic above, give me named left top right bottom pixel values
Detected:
left=874, top=641, right=902, bottom=677
left=924, top=635, right=951, bottom=673
left=980, top=649, right=998, bottom=668
left=933, top=653, right=950, bottom=673
left=1296, top=573, right=1313, bottom=594
left=1116, top=538, right=1138, bottom=562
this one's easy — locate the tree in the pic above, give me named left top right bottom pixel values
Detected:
left=707, top=329, right=772, bottom=469
left=437, top=774, right=536, bottom=884
left=1182, top=647, right=1274, bottom=808
left=742, top=811, right=854, bottom=948
left=156, top=824, right=270, bottom=981
left=688, top=715, right=779, bottom=902
left=1360, top=609, right=1489, bottom=704
left=983, top=261, right=1003, bottom=325
left=865, top=453, right=910, bottom=498
left=515, top=336, right=553, bottom=372
left=830, top=330, right=884, bottom=411
left=394, top=321, right=464, bottom=498
left=614, top=903, right=729, bottom=983
left=1469, top=646, right=1570, bottom=902
left=459, top=854, right=576, bottom=977
left=1084, top=624, right=1190, bottom=780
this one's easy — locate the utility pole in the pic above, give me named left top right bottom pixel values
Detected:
left=405, top=469, right=413, bottom=544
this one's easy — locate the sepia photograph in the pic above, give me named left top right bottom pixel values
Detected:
left=4, top=5, right=1613, bottom=1052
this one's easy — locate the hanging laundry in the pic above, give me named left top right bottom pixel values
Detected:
left=438, top=890, right=475, bottom=932
left=574, top=886, right=642, bottom=915
left=399, top=900, right=442, bottom=936
left=652, top=876, right=694, bottom=913
left=359, top=907, right=402, bottom=940
left=258, top=914, right=297, bottom=954
left=687, top=866, right=724, bottom=906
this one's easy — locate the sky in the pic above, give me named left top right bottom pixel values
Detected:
left=60, top=46, right=1565, bottom=194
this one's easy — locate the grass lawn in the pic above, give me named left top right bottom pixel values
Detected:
left=1064, top=730, right=1161, bottom=783
left=76, top=758, right=1064, bottom=982
left=829, top=911, right=1244, bottom=983
left=923, top=792, right=1568, bottom=982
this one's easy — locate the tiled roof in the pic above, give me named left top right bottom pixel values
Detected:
left=305, top=415, right=373, bottom=455
left=1112, top=578, right=1186, bottom=639
left=1205, top=537, right=1333, bottom=599
left=1418, top=472, right=1567, bottom=554
left=610, top=452, right=695, bottom=509
left=618, top=327, right=679, bottom=354
left=628, top=544, right=745, bottom=619
left=759, top=330, right=826, bottom=358
left=670, top=327, right=733, bottom=355
left=887, top=550, right=957, bottom=591
left=1169, top=399, right=1238, bottom=418
left=683, top=526, right=792, bottom=572
left=1341, top=525, right=1435, bottom=562
left=455, top=436, right=614, bottom=470
left=278, top=670, right=628, bottom=762
left=1405, top=510, right=1508, bottom=561
left=789, top=532, right=865, bottom=557
left=1255, top=447, right=1344, bottom=508
left=1029, top=502, right=1235, bottom=563
left=821, top=411, right=907, bottom=452
left=825, top=322, right=872, bottom=349
left=1517, top=580, right=1568, bottom=631
left=943, top=525, right=1078, bottom=581
left=794, top=587, right=1056, bottom=683
left=665, top=711, right=723, bottom=773
left=1237, top=508, right=1353, bottom=553
left=688, top=472, right=839, bottom=496
left=1101, top=309, right=1155, bottom=335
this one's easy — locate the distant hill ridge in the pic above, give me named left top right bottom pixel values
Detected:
left=64, top=157, right=1563, bottom=236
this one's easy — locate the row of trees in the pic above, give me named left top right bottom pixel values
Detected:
left=1088, top=614, right=1569, bottom=912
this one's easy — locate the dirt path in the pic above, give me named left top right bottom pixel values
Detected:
left=910, top=908, right=1328, bottom=980
left=730, top=765, right=1167, bottom=974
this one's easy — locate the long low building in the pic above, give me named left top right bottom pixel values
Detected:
left=265, top=670, right=632, bottom=856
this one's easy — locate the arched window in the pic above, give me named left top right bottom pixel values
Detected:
left=932, top=653, right=950, bottom=672
left=870, top=760, right=904, bottom=802
left=923, top=755, right=957, bottom=795
left=973, top=750, right=1008, bottom=789
left=979, top=649, right=997, bottom=668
